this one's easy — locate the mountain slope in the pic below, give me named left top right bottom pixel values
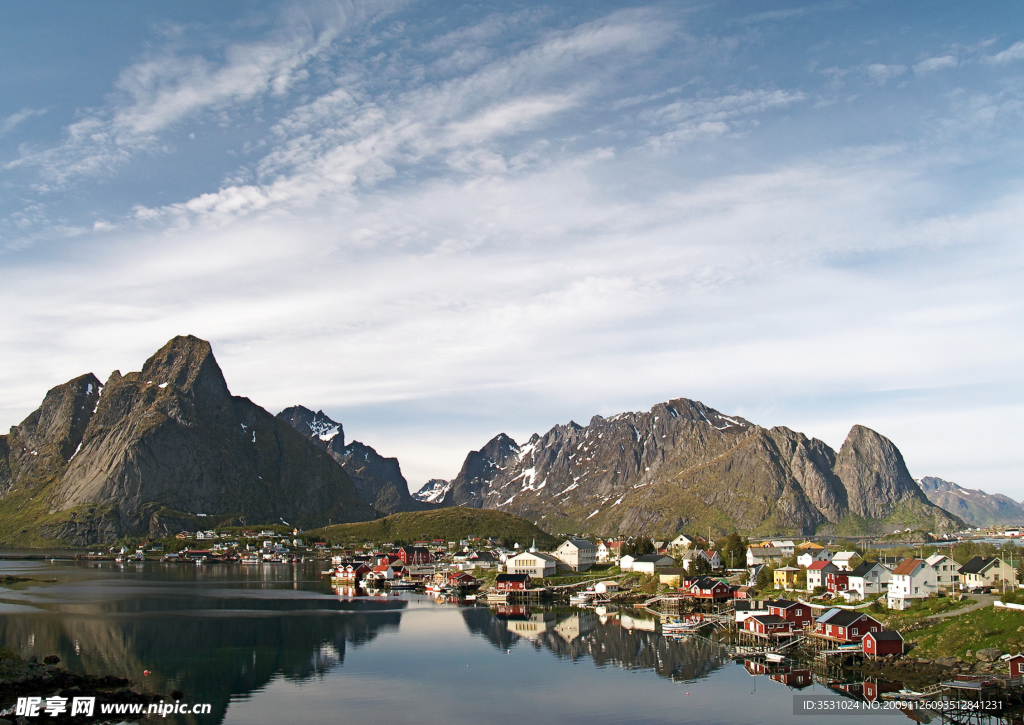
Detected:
left=276, top=406, right=430, bottom=515
left=432, top=399, right=961, bottom=537
left=0, top=336, right=375, bottom=545
left=918, top=476, right=1024, bottom=527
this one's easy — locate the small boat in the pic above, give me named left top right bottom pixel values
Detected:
left=569, top=593, right=592, bottom=606
left=765, top=653, right=785, bottom=663
left=387, top=580, right=417, bottom=590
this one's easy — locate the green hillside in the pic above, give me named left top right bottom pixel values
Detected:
left=305, top=507, right=559, bottom=548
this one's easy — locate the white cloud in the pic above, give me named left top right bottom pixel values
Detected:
left=984, top=40, right=1024, bottom=65
left=913, top=55, right=958, bottom=74
left=866, top=63, right=907, bottom=83
left=0, top=108, right=47, bottom=137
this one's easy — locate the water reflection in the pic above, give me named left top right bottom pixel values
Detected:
left=468, top=606, right=729, bottom=683
left=0, top=562, right=406, bottom=724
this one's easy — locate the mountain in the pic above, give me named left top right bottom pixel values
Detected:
left=431, top=399, right=961, bottom=537
left=275, top=406, right=429, bottom=515
left=412, top=479, right=452, bottom=504
left=0, top=336, right=375, bottom=546
left=918, top=476, right=1024, bottom=528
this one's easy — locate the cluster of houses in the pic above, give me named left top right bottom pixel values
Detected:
left=747, top=540, right=1019, bottom=609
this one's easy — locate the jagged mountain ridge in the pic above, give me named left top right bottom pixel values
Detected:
left=432, top=398, right=960, bottom=536
left=412, top=479, right=452, bottom=504
left=918, top=476, right=1024, bottom=527
left=275, top=406, right=431, bottom=516
left=0, top=336, right=375, bottom=545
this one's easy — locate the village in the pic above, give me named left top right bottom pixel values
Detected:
left=75, top=522, right=1024, bottom=711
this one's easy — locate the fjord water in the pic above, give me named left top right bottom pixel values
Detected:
left=0, top=560, right=903, bottom=725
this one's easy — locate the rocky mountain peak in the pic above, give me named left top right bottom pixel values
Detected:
left=277, top=406, right=344, bottom=448
left=139, top=335, right=229, bottom=400
left=833, top=424, right=930, bottom=519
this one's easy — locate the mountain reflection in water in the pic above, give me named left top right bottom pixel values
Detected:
left=466, top=606, right=729, bottom=683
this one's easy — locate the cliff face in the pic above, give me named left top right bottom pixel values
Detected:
left=275, top=406, right=428, bottom=516
left=919, top=476, right=1024, bottom=527
left=0, top=336, right=375, bottom=545
left=430, top=399, right=961, bottom=536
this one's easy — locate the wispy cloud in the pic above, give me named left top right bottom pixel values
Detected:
left=984, top=40, right=1024, bottom=65
left=913, top=55, right=957, bottom=74
left=0, top=108, right=47, bottom=138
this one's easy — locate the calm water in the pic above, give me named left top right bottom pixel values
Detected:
left=0, top=559, right=912, bottom=724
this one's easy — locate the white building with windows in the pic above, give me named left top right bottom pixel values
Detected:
left=925, top=553, right=960, bottom=591
left=553, top=539, right=597, bottom=571
left=887, top=558, right=938, bottom=610
left=506, top=551, right=558, bottom=578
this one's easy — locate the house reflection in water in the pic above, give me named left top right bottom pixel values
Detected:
left=742, top=659, right=812, bottom=690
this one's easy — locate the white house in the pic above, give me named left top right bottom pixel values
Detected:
left=553, top=539, right=597, bottom=572
left=797, top=549, right=833, bottom=568
left=622, top=554, right=675, bottom=574
left=770, top=540, right=797, bottom=558
left=806, top=561, right=840, bottom=592
left=846, top=561, right=891, bottom=600
left=594, top=581, right=620, bottom=594
left=746, top=547, right=786, bottom=567
left=887, top=558, right=938, bottom=610
left=668, top=534, right=696, bottom=554
left=924, top=553, right=960, bottom=592
left=506, top=551, right=558, bottom=578
left=679, top=549, right=723, bottom=571
left=831, top=551, right=858, bottom=571
left=596, top=541, right=623, bottom=563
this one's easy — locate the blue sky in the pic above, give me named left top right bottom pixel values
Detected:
left=2, top=1, right=1022, bottom=497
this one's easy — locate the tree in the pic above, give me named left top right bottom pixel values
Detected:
left=691, top=555, right=712, bottom=577
left=756, top=564, right=775, bottom=591
left=716, top=532, right=748, bottom=570
left=623, top=537, right=655, bottom=557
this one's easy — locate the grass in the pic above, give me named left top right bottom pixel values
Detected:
left=878, top=595, right=965, bottom=630
left=906, top=607, right=1024, bottom=659
left=306, top=508, right=559, bottom=549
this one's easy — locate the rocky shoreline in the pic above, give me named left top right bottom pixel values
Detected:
left=0, top=656, right=167, bottom=724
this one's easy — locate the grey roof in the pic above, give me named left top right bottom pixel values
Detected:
left=959, top=556, right=1000, bottom=575
left=560, top=538, right=597, bottom=550
left=848, top=561, right=885, bottom=578
left=869, top=630, right=903, bottom=641
left=750, top=547, right=785, bottom=557
left=633, top=553, right=674, bottom=563
left=511, top=551, right=558, bottom=562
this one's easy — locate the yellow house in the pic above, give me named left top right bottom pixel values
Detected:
left=774, top=566, right=801, bottom=591
left=659, top=568, right=685, bottom=587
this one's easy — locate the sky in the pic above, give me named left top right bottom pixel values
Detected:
left=1, top=1, right=1022, bottom=497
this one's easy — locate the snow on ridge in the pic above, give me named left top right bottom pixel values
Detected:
left=586, top=509, right=600, bottom=519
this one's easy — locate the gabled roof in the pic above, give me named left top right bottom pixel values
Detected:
left=832, top=551, right=857, bottom=559
left=959, top=556, right=1001, bottom=575
left=807, top=560, right=838, bottom=571
left=511, top=551, right=558, bottom=562
left=496, top=573, right=531, bottom=582
left=691, top=576, right=726, bottom=589
left=816, top=609, right=875, bottom=627
left=633, top=553, right=673, bottom=563
left=766, top=599, right=799, bottom=610
left=924, top=553, right=950, bottom=566
left=560, top=538, right=597, bottom=551
left=848, top=561, right=884, bottom=578
left=892, top=558, right=925, bottom=577
left=750, top=547, right=785, bottom=557
left=749, top=614, right=788, bottom=625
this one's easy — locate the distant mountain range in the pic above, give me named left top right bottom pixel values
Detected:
left=918, top=476, right=1024, bottom=527
left=0, top=335, right=969, bottom=545
left=412, top=399, right=962, bottom=537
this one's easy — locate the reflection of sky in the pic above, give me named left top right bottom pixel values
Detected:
left=0, top=560, right=907, bottom=724
left=2, top=2, right=1024, bottom=497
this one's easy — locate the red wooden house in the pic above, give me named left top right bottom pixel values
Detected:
left=1008, top=654, right=1024, bottom=678
left=767, top=599, right=813, bottom=629
left=397, top=546, right=432, bottom=565
left=770, top=669, right=812, bottom=689
left=862, top=630, right=904, bottom=657
left=336, top=563, right=372, bottom=583
left=688, top=577, right=732, bottom=602
left=745, top=614, right=795, bottom=638
left=447, top=571, right=480, bottom=589
left=811, top=609, right=882, bottom=643
left=826, top=571, right=850, bottom=593
left=495, top=573, right=531, bottom=592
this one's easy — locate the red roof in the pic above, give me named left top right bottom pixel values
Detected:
left=807, top=560, right=832, bottom=570
left=892, top=558, right=925, bottom=576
